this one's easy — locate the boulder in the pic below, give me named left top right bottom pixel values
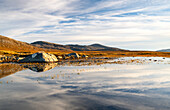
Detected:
left=82, top=55, right=88, bottom=58
left=0, top=55, right=5, bottom=62
left=57, top=56, right=63, bottom=59
left=63, top=55, right=69, bottom=59
left=67, top=53, right=80, bottom=58
left=0, top=55, right=17, bottom=62
left=19, top=51, right=58, bottom=63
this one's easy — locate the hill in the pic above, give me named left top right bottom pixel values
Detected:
left=31, top=41, right=126, bottom=51
left=157, top=49, right=170, bottom=52
left=1, top=35, right=170, bottom=58
left=0, top=35, right=42, bottom=52
left=31, top=41, right=72, bottom=51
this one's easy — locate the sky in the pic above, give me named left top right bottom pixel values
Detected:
left=0, top=0, right=170, bottom=50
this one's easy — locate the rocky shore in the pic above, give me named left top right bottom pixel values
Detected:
left=0, top=51, right=89, bottom=63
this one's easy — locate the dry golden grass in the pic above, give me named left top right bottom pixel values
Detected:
left=1, top=48, right=170, bottom=58
left=1, top=35, right=169, bottom=58
left=73, top=51, right=170, bottom=57
left=49, top=50, right=170, bottom=58
left=0, top=35, right=65, bottom=55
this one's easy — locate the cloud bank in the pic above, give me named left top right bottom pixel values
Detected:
left=0, top=0, right=170, bottom=50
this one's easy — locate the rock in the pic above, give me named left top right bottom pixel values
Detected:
left=0, top=55, right=5, bottom=57
left=0, top=55, right=17, bottom=62
left=82, top=55, right=88, bottom=58
left=57, top=56, right=63, bottom=59
left=16, top=57, right=24, bottom=60
left=0, top=55, right=5, bottom=62
left=62, top=55, right=69, bottom=59
left=67, top=53, right=80, bottom=58
left=19, top=51, right=58, bottom=63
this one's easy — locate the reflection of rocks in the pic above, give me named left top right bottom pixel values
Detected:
left=22, top=63, right=58, bottom=72
left=0, top=63, right=24, bottom=79
left=19, top=51, right=58, bottom=63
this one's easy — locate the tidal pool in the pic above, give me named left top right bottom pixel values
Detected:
left=0, top=57, right=170, bottom=110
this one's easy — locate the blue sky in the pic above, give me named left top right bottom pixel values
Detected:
left=0, top=0, right=170, bottom=50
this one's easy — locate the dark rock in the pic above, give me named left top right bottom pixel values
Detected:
left=67, top=53, right=80, bottom=58
left=0, top=55, right=17, bottom=62
left=82, top=55, right=88, bottom=58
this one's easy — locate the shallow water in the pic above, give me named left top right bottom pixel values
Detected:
left=0, top=57, right=170, bottom=110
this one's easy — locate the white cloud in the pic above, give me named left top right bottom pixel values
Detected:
left=0, top=0, right=170, bottom=50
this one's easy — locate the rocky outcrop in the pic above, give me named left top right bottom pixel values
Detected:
left=82, top=55, right=88, bottom=58
left=57, top=56, right=63, bottom=59
left=19, top=51, right=58, bottom=63
left=0, top=55, right=18, bottom=62
left=67, top=53, right=80, bottom=58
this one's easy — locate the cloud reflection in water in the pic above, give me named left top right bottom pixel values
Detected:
left=0, top=58, right=170, bottom=110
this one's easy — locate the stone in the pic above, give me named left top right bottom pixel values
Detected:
left=67, top=53, right=80, bottom=58
left=57, top=56, right=63, bottom=59
left=0, top=55, right=17, bottom=62
left=19, top=51, right=58, bottom=63
left=82, top=55, right=88, bottom=58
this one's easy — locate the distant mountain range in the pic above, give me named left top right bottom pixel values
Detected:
left=31, top=41, right=126, bottom=51
left=0, top=35, right=127, bottom=52
left=157, top=49, right=170, bottom=52
left=3, top=35, right=169, bottom=53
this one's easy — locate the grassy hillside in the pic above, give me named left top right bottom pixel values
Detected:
left=0, top=35, right=170, bottom=58
left=31, top=41, right=126, bottom=51
left=0, top=35, right=42, bottom=52
left=0, top=35, right=63, bottom=55
left=31, top=41, right=72, bottom=51
left=49, top=50, right=170, bottom=58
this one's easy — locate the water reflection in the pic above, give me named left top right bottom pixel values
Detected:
left=22, top=63, right=58, bottom=72
left=0, top=63, right=58, bottom=78
left=0, top=63, right=24, bottom=79
left=0, top=57, right=170, bottom=110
